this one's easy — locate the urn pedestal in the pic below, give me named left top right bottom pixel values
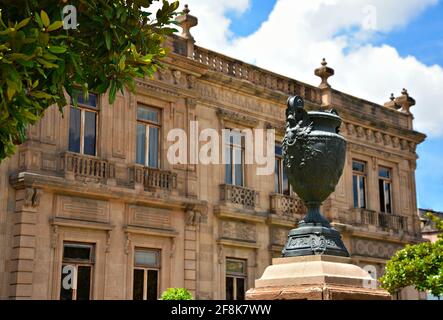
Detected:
left=246, top=255, right=391, bottom=300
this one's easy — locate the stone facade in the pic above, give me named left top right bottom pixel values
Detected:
left=0, top=21, right=426, bottom=299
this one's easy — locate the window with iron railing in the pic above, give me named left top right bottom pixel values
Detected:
left=225, top=130, right=245, bottom=187
left=68, top=91, right=99, bottom=156
left=136, top=105, right=161, bottom=169
left=352, top=160, right=367, bottom=209
left=275, top=144, right=291, bottom=195
left=379, top=166, right=393, bottom=214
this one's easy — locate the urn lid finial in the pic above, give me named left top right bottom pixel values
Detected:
left=315, top=58, right=334, bottom=89
left=176, top=4, right=198, bottom=40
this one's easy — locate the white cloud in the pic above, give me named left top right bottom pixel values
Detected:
left=182, top=0, right=443, bottom=137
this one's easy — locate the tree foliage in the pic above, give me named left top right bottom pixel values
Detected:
left=160, top=288, right=193, bottom=300
left=0, top=0, right=179, bottom=161
left=379, top=213, right=443, bottom=297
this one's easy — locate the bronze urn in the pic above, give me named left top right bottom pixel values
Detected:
left=281, top=96, right=349, bottom=257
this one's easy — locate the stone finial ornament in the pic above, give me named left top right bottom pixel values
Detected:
left=387, top=88, right=415, bottom=114
left=314, top=58, right=335, bottom=89
left=176, top=4, right=198, bottom=40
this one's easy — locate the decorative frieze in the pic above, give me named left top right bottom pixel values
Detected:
left=127, top=205, right=171, bottom=229
left=342, top=122, right=416, bottom=154
left=271, top=227, right=290, bottom=246
left=216, top=108, right=259, bottom=128
left=55, top=195, right=110, bottom=223
left=221, top=220, right=256, bottom=242
left=352, top=238, right=404, bottom=259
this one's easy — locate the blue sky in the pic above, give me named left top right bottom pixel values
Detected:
left=201, top=0, right=443, bottom=211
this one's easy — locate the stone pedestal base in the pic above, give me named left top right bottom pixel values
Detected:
left=246, top=255, right=391, bottom=300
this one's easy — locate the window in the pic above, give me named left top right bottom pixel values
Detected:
left=136, top=105, right=161, bottom=168
left=275, top=144, right=290, bottom=195
left=68, top=90, right=98, bottom=156
left=133, top=249, right=160, bottom=300
left=225, top=130, right=245, bottom=186
left=379, top=167, right=392, bottom=213
left=352, top=160, right=367, bottom=209
left=226, top=259, right=247, bottom=300
left=60, top=242, right=94, bottom=300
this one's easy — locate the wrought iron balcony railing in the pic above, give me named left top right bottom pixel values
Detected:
left=270, top=193, right=305, bottom=222
left=220, top=184, right=259, bottom=209
left=356, top=208, right=408, bottom=232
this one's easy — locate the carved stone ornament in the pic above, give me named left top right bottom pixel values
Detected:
left=216, top=108, right=259, bottom=127
left=24, top=187, right=42, bottom=208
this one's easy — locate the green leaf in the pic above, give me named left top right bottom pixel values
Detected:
left=48, top=46, right=67, bottom=54
left=109, top=80, right=117, bottom=104
left=41, top=10, right=50, bottom=28
left=16, top=18, right=30, bottom=30
left=47, top=21, right=64, bottom=32
left=6, top=87, right=16, bottom=101
left=118, top=55, right=126, bottom=71
left=105, top=31, right=111, bottom=50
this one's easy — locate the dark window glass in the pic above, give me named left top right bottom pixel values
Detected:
left=385, top=182, right=392, bottom=213
left=225, top=146, right=232, bottom=185
left=133, top=269, right=144, bottom=300
left=236, top=278, right=245, bottom=300
left=147, top=270, right=158, bottom=300
left=148, top=126, right=159, bottom=168
left=83, top=111, right=97, bottom=156
left=226, top=277, right=234, bottom=300
left=353, top=175, right=359, bottom=208
left=68, top=107, right=81, bottom=153
left=379, top=167, right=390, bottom=178
left=71, top=90, right=97, bottom=108
left=274, top=159, right=280, bottom=193
left=136, top=124, right=146, bottom=165
left=63, top=244, right=91, bottom=261
left=77, top=266, right=91, bottom=300
left=359, top=176, right=366, bottom=208
left=379, top=179, right=385, bottom=213
left=352, top=161, right=365, bottom=172
left=275, top=145, right=282, bottom=156
left=282, top=168, right=290, bottom=195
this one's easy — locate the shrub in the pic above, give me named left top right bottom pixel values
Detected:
left=160, top=288, right=193, bottom=300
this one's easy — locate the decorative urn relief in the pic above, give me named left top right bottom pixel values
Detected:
left=281, top=96, right=349, bottom=257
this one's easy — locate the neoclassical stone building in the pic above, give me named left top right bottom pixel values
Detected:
left=0, top=10, right=426, bottom=300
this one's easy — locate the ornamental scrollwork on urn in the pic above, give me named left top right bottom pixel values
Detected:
left=281, top=96, right=349, bottom=257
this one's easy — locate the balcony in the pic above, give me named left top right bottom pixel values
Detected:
left=270, top=193, right=305, bottom=223
left=354, top=208, right=408, bottom=233
left=144, top=167, right=177, bottom=191
left=220, top=184, right=259, bottom=210
left=129, top=164, right=177, bottom=192
left=60, top=152, right=111, bottom=182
